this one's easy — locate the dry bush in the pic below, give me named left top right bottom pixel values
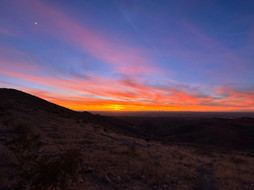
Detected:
left=79, top=143, right=199, bottom=189
left=5, top=126, right=86, bottom=190
left=213, top=153, right=254, bottom=190
left=6, top=134, right=43, bottom=164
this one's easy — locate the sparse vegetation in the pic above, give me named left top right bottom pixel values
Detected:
left=5, top=128, right=85, bottom=190
left=0, top=89, right=254, bottom=189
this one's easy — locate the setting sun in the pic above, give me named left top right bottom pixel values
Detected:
left=110, top=105, right=123, bottom=111
left=1, top=1, right=254, bottom=189
left=0, top=0, right=253, bottom=112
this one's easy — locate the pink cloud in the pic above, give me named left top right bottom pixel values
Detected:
left=214, top=87, right=254, bottom=107
left=10, top=0, right=164, bottom=77
left=0, top=50, right=41, bottom=74
left=1, top=67, right=254, bottom=111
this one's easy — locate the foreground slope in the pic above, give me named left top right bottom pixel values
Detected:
left=0, top=88, right=254, bottom=190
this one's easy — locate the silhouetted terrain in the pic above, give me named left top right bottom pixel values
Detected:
left=0, top=88, right=254, bottom=190
left=92, top=111, right=254, bottom=118
left=113, top=116, right=254, bottom=152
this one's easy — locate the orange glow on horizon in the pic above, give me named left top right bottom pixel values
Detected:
left=1, top=1, right=254, bottom=113
left=109, top=104, right=124, bottom=111
left=21, top=87, right=254, bottom=112
left=50, top=101, right=254, bottom=112
left=1, top=69, right=253, bottom=112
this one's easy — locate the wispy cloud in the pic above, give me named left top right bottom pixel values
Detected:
left=1, top=0, right=253, bottom=111
left=1, top=66, right=254, bottom=111
left=11, top=0, right=163, bottom=78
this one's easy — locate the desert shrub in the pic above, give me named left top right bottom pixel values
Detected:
left=144, top=137, right=150, bottom=142
left=15, top=149, right=84, bottom=190
left=4, top=119, right=40, bottom=136
left=6, top=131, right=85, bottom=190
left=5, top=134, right=43, bottom=164
left=13, top=122, right=35, bottom=135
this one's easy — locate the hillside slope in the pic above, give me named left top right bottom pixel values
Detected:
left=0, top=88, right=137, bottom=136
left=0, top=88, right=254, bottom=190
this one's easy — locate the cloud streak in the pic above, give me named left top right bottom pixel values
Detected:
left=0, top=0, right=253, bottom=111
left=12, top=0, right=163, bottom=77
left=1, top=67, right=254, bottom=111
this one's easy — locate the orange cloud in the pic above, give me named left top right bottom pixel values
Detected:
left=1, top=67, right=254, bottom=111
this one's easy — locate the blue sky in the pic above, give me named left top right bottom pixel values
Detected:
left=0, top=0, right=254, bottom=111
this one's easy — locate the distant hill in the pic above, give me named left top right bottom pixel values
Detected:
left=115, top=115, right=254, bottom=152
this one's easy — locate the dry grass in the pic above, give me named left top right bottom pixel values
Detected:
left=1, top=98, right=254, bottom=189
left=213, top=153, right=254, bottom=190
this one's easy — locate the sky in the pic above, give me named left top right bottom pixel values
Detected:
left=0, top=0, right=254, bottom=111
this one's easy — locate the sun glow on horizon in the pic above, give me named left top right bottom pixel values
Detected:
left=109, top=104, right=124, bottom=111
left=49, top=99, right=254, bottom=112
left=0, top=1, right=254, bottom=112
